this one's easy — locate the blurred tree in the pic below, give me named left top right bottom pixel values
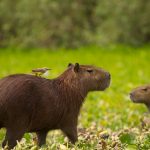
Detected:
left=0, top=0, right=149, bottom=48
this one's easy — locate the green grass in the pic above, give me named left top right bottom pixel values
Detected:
left=0, top=45, right=150, bottom=149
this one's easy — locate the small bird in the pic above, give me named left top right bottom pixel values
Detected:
left=32, top=67, right=51, bottom=77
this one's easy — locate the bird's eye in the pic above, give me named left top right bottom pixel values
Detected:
left=87, top=69, right=93, bottom=73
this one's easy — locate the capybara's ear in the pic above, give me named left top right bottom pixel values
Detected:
left=68, top=63, right=73, bottom=68
left=74, top=63, right=80, bottom=72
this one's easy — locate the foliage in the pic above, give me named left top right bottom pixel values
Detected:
left=0, top=46, right=150, bottom=149
left=0, top=0, right=149, bottom=48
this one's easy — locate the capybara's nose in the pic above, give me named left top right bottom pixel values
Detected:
left=106, top=72, right=111, bottom=79
left=130, top=92, right=133, bottom=98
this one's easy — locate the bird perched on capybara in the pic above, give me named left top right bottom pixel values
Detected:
left=130, top=85, right=150, bottom=111
left=0, top=63, right=111, bottom=149
left=32, top=67, right=51, bottom=77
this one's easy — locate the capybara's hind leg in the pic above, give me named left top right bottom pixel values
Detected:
left=7, top=128, right=25, bottom=149
left=36, top=130, right=48, bottom=147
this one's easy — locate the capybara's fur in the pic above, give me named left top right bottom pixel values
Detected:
left=0, top=63, right=110, bottom=149
left=130, top=85, right=150, bottom=111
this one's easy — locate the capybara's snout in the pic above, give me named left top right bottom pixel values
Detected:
left=105, top=72, right=111, bottom=80
left=130, top=91, right=135, bottom=102
left=99, top=70, right=111, bottom=91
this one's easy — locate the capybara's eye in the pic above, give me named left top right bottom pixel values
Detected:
left=87, top=69, right=93, bottom=73
left=142, top=88, right=148, bottom=92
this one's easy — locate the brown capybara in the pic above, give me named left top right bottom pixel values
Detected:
left=0, top=63, right=111, bottom=149
left=130, top=85, right=150, bottom=111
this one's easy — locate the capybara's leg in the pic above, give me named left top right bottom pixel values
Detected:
left=36, top=130, right=48, bottom=147
left=2, top=130, right=8, bottom=148
left=7, top=129, right=25, bottom=149
left=62, top=126, right=77, bottom=144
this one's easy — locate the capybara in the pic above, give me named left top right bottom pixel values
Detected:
left=0, top=63, right=111, bottom=149
left=130, top=85, right=150, bottom=111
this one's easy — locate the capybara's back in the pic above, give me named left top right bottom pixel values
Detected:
left=0, top=74, right=60, bottom=131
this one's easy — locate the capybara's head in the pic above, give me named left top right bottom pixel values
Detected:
left=63, top=63, right=111, bottom=91
left=130, top=85, right=150, bottom=104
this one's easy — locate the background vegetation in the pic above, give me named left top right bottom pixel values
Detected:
left=0, top=0, right=150, bottom=48
left=0, top=46, right=150, bottom=149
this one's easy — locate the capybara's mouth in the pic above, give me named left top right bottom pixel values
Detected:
left=99, top=78, right=111, bottom=91
left=130, top=93, right=139, bottom=103
left=105, top=80, right=111, bottom=90
left=130, top=93, right=136, bottom=102
left=131, top=97, right=136, bottom=103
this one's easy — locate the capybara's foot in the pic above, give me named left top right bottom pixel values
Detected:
left=36, top=130, right=48, bottom=147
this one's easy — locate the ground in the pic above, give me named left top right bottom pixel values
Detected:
left=0, top=45, right=150, bottom=149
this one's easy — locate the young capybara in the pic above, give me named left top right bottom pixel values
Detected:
left=130, top=85, right=150, bottom=111
left=0, top=63, right=111, bottom=149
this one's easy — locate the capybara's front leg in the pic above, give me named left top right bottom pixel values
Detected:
left=62, top=126, right=78, bottom=144
left=7, top=128, right=25, bottom=150
left=36, top=130, right=48, bottom=147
